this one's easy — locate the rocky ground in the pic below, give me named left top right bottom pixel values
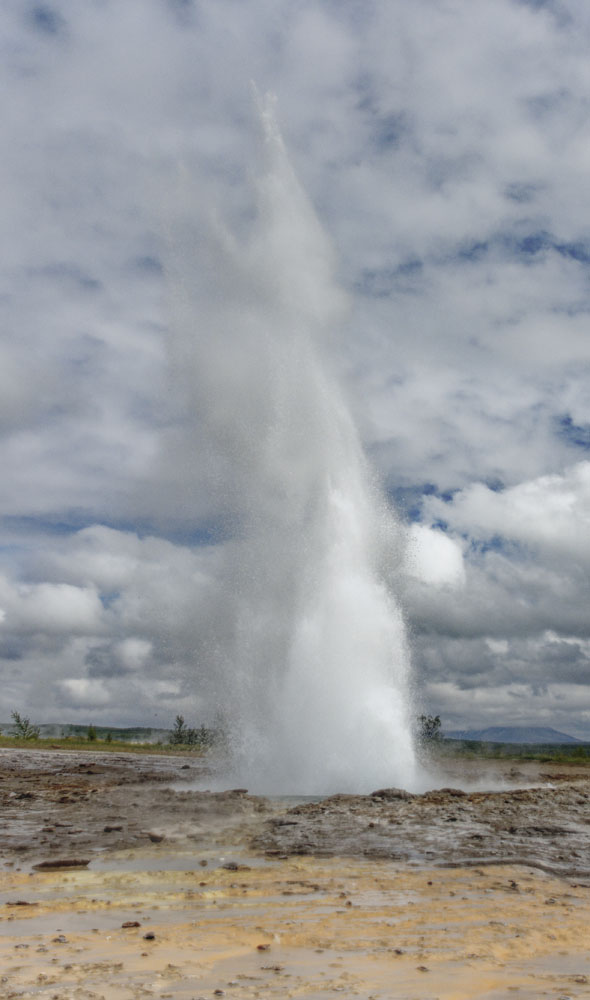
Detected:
left=1, top=748, right=590, bottom=878
left=0, top=748, right=272, bottom=868
left=1, top=749, right=590, bottom=999
left=254, top=767, right=590, bottom=880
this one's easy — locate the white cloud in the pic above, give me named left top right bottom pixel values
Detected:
left=407, top=460, right=590, bottom=734
left=425, top=677, right=590, bottom=741
left=425, top=461, right=590, bottom=563
left=115, top=638, right=152, bottom=672
left=1, top=0, right=590, bottom=735
left=0, top=578, right=103, bottom=635
left=59, top=678, right=111, bottom=708
left=405, top=524, right=465, bottom=588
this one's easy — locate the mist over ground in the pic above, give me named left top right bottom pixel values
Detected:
left=1, top=1, right=590, bottom=739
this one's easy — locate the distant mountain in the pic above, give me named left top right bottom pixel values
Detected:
left=444, top=725, right=581, bottom=744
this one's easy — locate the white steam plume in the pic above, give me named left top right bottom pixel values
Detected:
left=165, top=96, right=420, bottom=793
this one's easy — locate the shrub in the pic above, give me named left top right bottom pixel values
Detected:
left=418, top=714, right=442, bottom=742
left=169, top=715, right=189, bottom=745
left=168, top=715, right=216, bottom=748
left=11, top=711, right=40, bottom=740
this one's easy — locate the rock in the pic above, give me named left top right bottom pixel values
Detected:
left=371, top=788, right=413, bottom=800
left=147, top=832, right=165, bottom=843
left=33, top=858, right=90, bottom=870
left=122, top=921, right=141, bottom=928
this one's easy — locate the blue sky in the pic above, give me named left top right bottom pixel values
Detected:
left=1, top=0, right=590, bottom=736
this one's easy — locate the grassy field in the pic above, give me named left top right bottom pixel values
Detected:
left=431, top=738, right=590, bottom=763
left=0, top=719, right=216, bottom=754
left=0, top=734, right=203, bottom=755
left=1, top=731, right=590, bottom=763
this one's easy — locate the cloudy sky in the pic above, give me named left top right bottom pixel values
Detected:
left=1, top=0, right=590, bottom=738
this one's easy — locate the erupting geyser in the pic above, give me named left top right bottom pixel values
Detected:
left=167, top=97, right=420, bottom=794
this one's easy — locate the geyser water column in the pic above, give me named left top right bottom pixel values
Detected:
left=167, top=97, right=420, bottom=794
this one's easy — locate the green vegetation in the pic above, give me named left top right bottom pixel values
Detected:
left=418, top=714, right=442, bottom=742
left=2, top=709, right=588, bottom=765
left=432, top=738, right=590, bottom=763
left=0, top=713, right=213, bottom=755
left=168, top=714, right=216, bottom=749
left=0, top=712, right=205, bottom=755
left=11, top=711, right=40, bottom=740
left=52, top=723, right=169, bottom=743
left=0, top=732, right=197, bottom=754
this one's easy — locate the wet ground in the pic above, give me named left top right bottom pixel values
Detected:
left=1, top=748, right=590, bottom=998
left=0, top=748, right=272, bottom=865
left=254, top=761, right=590, bottom=880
